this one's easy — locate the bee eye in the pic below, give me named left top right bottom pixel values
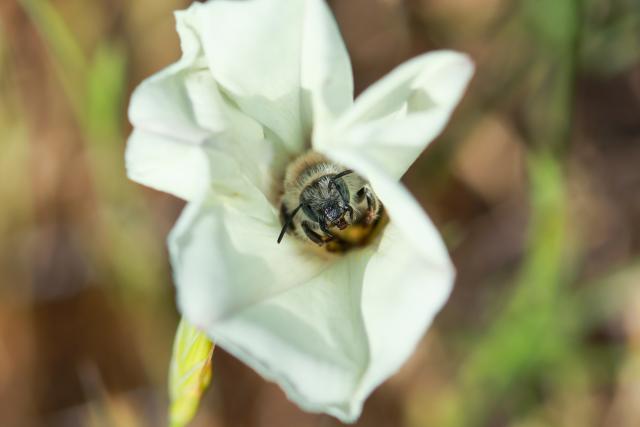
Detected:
left=302, top=204, right=318, bottom=222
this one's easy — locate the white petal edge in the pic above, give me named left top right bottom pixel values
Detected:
left=315, top=50, right=474, bottom=179
left=126, top=128, right=211, bottom=200
left=126, top=8, right=212, bottom=200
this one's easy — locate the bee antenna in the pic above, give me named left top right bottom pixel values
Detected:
left=332, top=169, right=353, bottom=181
left=277, top=204, right=303, bottom=244
left=329, top=169, right=354, bottom=192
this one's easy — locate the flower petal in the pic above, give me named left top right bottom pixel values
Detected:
left=126, top=12, right=214, bottom=201
left=168, top=189, right=332, bottom=327
left=168, top=185, right=373, bottom=422
left=353, top=223, right=454, bottom=409
left=175, top=151, right=454, bottom=423
left=187, top=0, right=353, bottom=153
left=316, top=146, right=455, bottom=417
left=126, top=128, right=211, bottom=201
left=207, top=251, right=372, bottom=423
left=320, top=143, right=454, bottom=265
left=126, top=9, right=272, bottom=200
left=317, top=50, right=474, bottom=179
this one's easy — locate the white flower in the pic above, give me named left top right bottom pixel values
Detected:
left=126, top=0, right=473, bottom=422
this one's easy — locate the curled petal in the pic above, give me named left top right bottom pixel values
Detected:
left=126, top=9, right=271, bottom=200
left=353, top=223, right=454, bottom=410
left=188, top=0, right=353, bottom=153
left=316, top=50, right=474, bottom=179
left=126, top=8, right=220, bottom=201
left=312, top=147, right=455, bottom=419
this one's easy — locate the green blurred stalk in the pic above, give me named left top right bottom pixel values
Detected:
left=19, top=0, right=165, bottom=294
left=450, top=152, right=573, bottom=427
left=522, top=0, right=584, bottom=154
left=439, top=1, right=585, bottom=426
left=20, top=0, right=174, bottom=386
left=20, top=0, right=88, bottom=124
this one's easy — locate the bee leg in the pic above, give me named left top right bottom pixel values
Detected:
left=319, top=221, right=336, bottom=241
left=357, top=187, right=379, bottom=225
left=302, top=221, right=325, bottom=246
left=345, top=205, right=354, bottom=222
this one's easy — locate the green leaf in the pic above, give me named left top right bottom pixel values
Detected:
left=168, top=318, right=214, bottom=427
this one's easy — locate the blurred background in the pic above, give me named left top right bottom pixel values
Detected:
left=1, top=0, right=639, bottom=426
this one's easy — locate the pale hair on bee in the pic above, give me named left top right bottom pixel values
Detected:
left=278, top=150, right=382, bottom=247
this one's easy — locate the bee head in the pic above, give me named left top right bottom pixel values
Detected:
left=277, top=167, right=356, bottom=244
left=299, top=171, right=354, bottom=230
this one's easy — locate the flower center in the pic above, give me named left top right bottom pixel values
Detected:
left=278, top=150, right=387, bottom=253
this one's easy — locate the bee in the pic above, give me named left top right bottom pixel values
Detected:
left=278, top=151, right=382, bottom=247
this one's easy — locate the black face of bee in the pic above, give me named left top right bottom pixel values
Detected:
left=300, top=174, right=352, bottom=230
left=277, top=169, right=355, bottom=244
